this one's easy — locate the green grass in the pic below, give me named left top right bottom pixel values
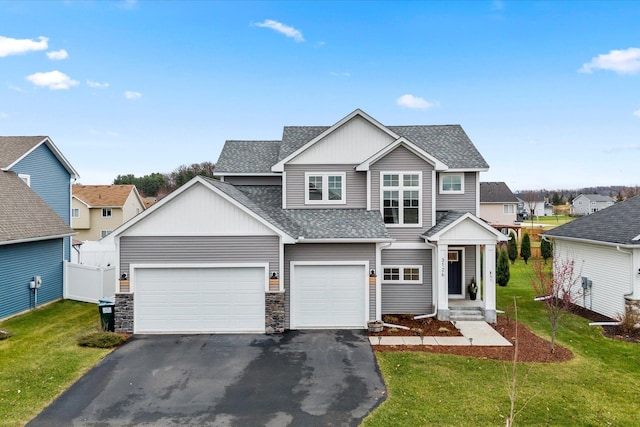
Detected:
left=364, top=261, right=640, bottom=427
left=0, top=300, right=112, bottom=427
left=523, top=215, right=574, bottom=229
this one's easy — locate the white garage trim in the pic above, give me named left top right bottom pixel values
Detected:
left=290, top=261, right=369, bottom=329
left=131, top=263, right=268, bottom=334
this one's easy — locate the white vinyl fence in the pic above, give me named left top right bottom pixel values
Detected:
left=64, top=262, right=116, bottom=303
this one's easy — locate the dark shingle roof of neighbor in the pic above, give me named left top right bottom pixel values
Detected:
left=216, top=120, right=489, bottom=173
left=202, top=178, right=390, bottom=240
left=480, top=182, right=518, bottom=203
left=0, top=171, right=75, bottom=244
left=0, top=136, right=47, bottom=168
left=215, top=140, right=281, bottom=174
left=544, top=195, right=640, bottom=245
left=422, top=211, right=467, bottom=239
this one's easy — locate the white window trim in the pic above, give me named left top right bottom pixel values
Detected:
left=304, top=172, right=347, bottom=205
left=100, top=230, right=113, bottom=238
left=439, top=173, right=464, bottom=194
left=71, top=208, right=80, bottom=218
left=380, top=171, right=422, bottom=227
left=102, top=207, right=112, bottom=217
left=503, top=204, right=515, bottom=214
left=382, top=265, right=423, bottom=284
left=18, top=174, right=31, bottom=187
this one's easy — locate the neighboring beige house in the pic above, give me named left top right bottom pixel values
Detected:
left=72, top=185, right=145, bottom=241
left=479, top=182, right=519, bottom=225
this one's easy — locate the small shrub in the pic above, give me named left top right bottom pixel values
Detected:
left=0, top=329, right=13, bottom=340
left=77, top=331, right=126, bottom=348
left=520, top=232, right=532, bottom=264
left=615, top=310, right=639, bottom=335
left=385, top=315, right=399, bottom=324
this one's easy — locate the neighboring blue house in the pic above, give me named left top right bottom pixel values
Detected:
left=0, top=136, right=79, bottom=319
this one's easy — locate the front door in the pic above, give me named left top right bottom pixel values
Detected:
left=447, top=250, right=463, bottom=296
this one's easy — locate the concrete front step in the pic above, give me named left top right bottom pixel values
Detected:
left=450, top=307, right=484, bottom=322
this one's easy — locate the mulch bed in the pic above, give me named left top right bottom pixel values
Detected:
left=370, top=314, right=573, bottom=363
left=569, top=304, right=640, bottom=344
left=368, top=314, right=462, bottom=337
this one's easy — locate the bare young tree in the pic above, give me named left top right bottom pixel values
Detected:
left=521, top=191, right=539, bottom=227
left=531, top=256, right=582, bottom=353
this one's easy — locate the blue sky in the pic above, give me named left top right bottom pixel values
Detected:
left=1, top=1, right=639, bottom=191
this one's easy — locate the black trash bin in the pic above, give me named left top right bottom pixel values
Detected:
left=98, top=301, right=115, bottom=332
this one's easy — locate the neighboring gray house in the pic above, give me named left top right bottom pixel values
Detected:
left=543, top=195, right=640, bottom=321
left=479, top=182, right=519, bottom=225
left=112, top=109, right=507, bottom=334
left=570, top=194, right=615, bottom=216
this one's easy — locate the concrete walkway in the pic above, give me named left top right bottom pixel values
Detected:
left=369, top=321, right=512, bottom=347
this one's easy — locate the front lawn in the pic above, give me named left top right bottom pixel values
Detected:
left=0, top=300, right=112, bottom=427
left=364, top=261, right=640, bottom=426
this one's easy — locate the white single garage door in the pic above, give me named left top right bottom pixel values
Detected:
left=134, top=267, right=265, bottom=333
left=291, top=264, right=367, bottom=329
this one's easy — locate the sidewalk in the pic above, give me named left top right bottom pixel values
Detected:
left=369, top=321, right=512, bottom=347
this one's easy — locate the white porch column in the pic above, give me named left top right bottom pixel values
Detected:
left=437, top=244, right=449, bottom=320
left=483, top=244, right=497, bottom=323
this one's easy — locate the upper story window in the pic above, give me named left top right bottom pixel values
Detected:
left=71, top=208, right=79, bottom=218
left=503, top=204, right=515, bottom=214
left=305, top=172, right=346, bottom=204
left=439, top=173, right=464, bottom=194
left=381, top=172, right=421, bottom=226
left=102, top=208, right=112, bottom=217
left=18, top=174, right=31, bottom=187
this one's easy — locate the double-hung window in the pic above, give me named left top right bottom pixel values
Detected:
left=381, top=172, right=421, bottom=226
left=305, top=172, right=346, bottom=204
left=71, top=208, right=80, bottom=218
left=440, top=173, right=464, bottom=194
left=382, top=265, right=422, bottom=284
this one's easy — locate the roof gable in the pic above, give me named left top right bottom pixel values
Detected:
left=0, top=136, right=79, bottom=179
left=356, top=137, right=447, bottom=171
left=545, top=195, right=640, bottom=246
left=0, top=171, right=75, bottom=244
left=424, top=211, right=509, bottom=244
left=73, top=185, right=139, bottom=207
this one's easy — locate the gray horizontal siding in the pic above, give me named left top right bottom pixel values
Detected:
left=370, top=146, right=434, bottom=242
left=222, top=176, right=282, bottom=186
left=381, top=249, right=432, bottom=314
left=119, top=236, right=279, bottom=276
left=284, top=243, right=376, bottom=328
left=284, top=164, right=367, bottom=209
left=464, top=246, right=476, bottom=289
left=436, top=172, right=477, bottom=214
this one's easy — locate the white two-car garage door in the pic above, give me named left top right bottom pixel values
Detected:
left=291, top=263, right=367, bottom=329
left=134, top=266, right=266, bottom=333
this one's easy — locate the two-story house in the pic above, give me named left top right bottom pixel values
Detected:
left=111, top=110, right=507, bottom=334
left=0, top=136, right=79, bottom=319
left=479, top=182, right=519, bottom=226
left=72, top=184, right=146, bottom=241
left=570, top=193, right=615, bottom=216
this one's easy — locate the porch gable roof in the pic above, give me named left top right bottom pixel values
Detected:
left=423, top=211, right=509, bottom=244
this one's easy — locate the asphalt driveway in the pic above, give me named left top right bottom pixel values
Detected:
left=28, top=330, right=386, bottom=426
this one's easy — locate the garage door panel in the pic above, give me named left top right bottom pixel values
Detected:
left=293, top=264, right=366, bottom=329
left=135, top=267, right=265, bottom=333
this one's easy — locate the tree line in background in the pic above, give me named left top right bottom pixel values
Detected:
left=517, top=185, right=640, bottom=206
left=113, top=161, right=216, bottom=197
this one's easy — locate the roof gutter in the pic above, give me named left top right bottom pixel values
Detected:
left=543, top=234, right=639, bottom=249
left=0, top=232, right=77, bottom=246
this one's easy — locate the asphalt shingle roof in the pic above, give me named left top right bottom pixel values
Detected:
left=73, top=185, right=138, bottom=207
left=216, top=140, right=281, bottom=174
left=0, top=136, right=47, bottom=168
left=480, top=182, right=518, bottom=203
left=0, top=171, right=75, bottom=244
left=422, top=211, right=467, bottom=239
left=576, top=194, right=615, bottom=203
left=544, top=195, right=640, bottom=245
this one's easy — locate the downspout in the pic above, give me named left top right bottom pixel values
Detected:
left=415, top=240, right=439, bottom=319
left=376, top=241, right=393, bottom=320
left=616, top=246, right=635, bottom=298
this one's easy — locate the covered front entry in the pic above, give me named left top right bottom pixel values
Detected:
left=290, top=262, right=368, bottom=329
left=447, top=249, right=463, bottom=297
left=133, top=266, right=266, bottom=333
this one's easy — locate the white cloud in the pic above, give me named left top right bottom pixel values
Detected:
left=87, top=80, right=109, bottom=88
left=124, top=91, right=142, bottom=100
left=254, top=20, right=304, bottom=42
left=46, top=49, right=68, bottom=60
left=634, top=109, right=640, bottom=118
left=330, top=71, right=351, bottom=77
left=0, top=36, right=48, bottom=57
left=396, top=94, right=438, bottom=110
left=579, top=47, right=640, bottom=74
left=26, top=70, right=79, bottom=90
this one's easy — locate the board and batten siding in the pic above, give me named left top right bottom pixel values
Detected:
left=222, top=176, right=282, bottom=186
left=284, top=164, right=367, bottom=209
left=370, top=146, right=434, bottom=243
left=119, top=236, right=279, bottom=277
left=381, top=249, right=433, bottom=314
left=436, top=172, right=477, bottom=214
left=554, top=240, right=631, bottom=319
left=11, top=143, right=72, bottom=261
left=0, top=239, right=64, bottom=319
left=284, top=243, right=376, bottom=329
